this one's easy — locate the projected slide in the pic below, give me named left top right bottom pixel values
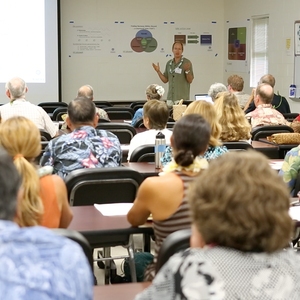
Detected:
left=0, top=0, right=45, bottom=83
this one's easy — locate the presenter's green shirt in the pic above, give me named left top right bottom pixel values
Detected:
left=163, top=56, right=193, bottom=105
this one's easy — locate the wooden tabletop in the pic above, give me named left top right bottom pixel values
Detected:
left=94, top=282, right=150, bottom=300
left=68, top=206, right=153, bottom=249
left=123, top=162, right=159, bottom=178
left=251, top=140, right=279, bottom=149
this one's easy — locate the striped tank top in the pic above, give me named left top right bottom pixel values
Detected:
left=144, top=171, right=195, bottom=281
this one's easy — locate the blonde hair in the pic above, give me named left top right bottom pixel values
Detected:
left=185, top=101, right=222, bottom=146
left=214, top=91, right=251, bottom=141
left=0, top=117, right=43, bottom=227
left=189, top=151, right=293, bottom=252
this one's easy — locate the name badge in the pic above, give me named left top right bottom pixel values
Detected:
left=175, top=67, right=182, bottom=74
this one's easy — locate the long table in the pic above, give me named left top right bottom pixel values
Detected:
left=94, top=282, right=150, bottom=299
left=68, top=206, right=153, bottom=251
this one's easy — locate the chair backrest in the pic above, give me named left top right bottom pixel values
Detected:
left=103, top=107, right=135, bottom=120
left=38, top=102, right=68, bottom=114
left=52, top=228, right=93, bottom=273
left=35, top=141, right=49, bottom=163
left=52, top=107, right=68, bottom=121
left=93, top=100, right=113, bottom=108
left=134, top=118, right=146, bottom=128
left=40, top=129, right=52, bottom=141
left=130, top=101, right=146, bottom=112
left=129, top=145, right=155, bottom=162
left=96, top=122, right=136, bottom=144
left=251, top=125, right=294, bottom=141
left=223, top=141, right=253, bottom=151
left=64, top=167, right=144, bottom=206
left=282, top=113, right=299, bottom=122
left=155, top=228, right=191, bottom=273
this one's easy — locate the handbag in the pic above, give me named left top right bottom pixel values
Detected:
left=266, top=133, right=300, bottom=144
left=172, top=99, right=187, bottom=121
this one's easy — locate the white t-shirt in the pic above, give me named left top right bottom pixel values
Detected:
left=127, top=128, right=173, bottom=160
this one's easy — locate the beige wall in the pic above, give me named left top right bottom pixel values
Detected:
left=224, top=0, right=300, bottom=112
left=61, top=0, right=300, bottom=112
left=60, top=0, right=225, bottom=103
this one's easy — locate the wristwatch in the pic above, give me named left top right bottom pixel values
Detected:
left=185, top=70, right=190, bottom=74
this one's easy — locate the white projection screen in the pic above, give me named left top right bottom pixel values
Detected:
left=0, top=0, right=59, bottom=105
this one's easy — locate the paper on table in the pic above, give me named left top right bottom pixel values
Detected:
left=94, top=203, right=133, bottom=216
left=289, top=206, right=300, bottom=221
left=269, top=161, right=284, bottom=170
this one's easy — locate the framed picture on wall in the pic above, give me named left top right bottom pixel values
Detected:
left=295, top=21, right=300, bottom=56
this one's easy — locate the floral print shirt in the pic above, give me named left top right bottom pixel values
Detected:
left=40, top=126, right=121, bottom=178
left=245, top=104, right=289, bottom=128
left=279, top=145, right=300, bottom=192
left=0, top=220, right=93, bottom=299
left=136, top=247, right=300, bottom=300
left=161, top=145, right=228, bottom=167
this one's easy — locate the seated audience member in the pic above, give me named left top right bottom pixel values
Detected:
left=161, top=100, right=228, bottom=167
left=207, top=82, right=227, bottom=102
left=127, top=100, right=172, bottom=160
left=40, top=97, right=121, bottom=178
left=214, top=91, right=251, bottom=141
left=131, top=84, right=165, bottom=127
left=0, top=148, right=93, bottom=299
left=227, top=74, right=250, bottom=109
left=0, top=116, right=72, bottom=228
left=61, top=85, right=110, bottom=130
left=279, top=146, right=300, bottom=193
left=135, top=151, right=300, bottom=300
left=128, top=114, right=211, bottom=281
left=0, top=77, right=58, bottom=138
left=245, top=74, right=291, bottom=114
left=245, top=83, right=290, bottom=128
left=77, top=84, right=110, bottom=120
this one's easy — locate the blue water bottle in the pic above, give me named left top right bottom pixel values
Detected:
left=289, top=84, right=296, bottom=98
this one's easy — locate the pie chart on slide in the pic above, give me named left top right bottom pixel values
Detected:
left=131, top=29, right=157, bottom=53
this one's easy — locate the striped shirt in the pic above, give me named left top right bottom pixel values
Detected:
left=145, top=171, right=195, bottom=281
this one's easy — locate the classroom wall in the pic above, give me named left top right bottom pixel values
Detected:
left=60, top=0, right=225, bottom=103
left=224, top=0, right=300, bottom=112
left=61, top=0, right=300, bottom=112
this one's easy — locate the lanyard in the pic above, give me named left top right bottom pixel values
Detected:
left=169, top=56, right=184, bottom=74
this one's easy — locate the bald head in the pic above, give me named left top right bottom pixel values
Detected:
left=5, top=77, right=27, bottom=100
left=259, top=74, right=275, bottom=88
left=77, top=85, right=94, bottom=101
left=256, top=83, right=274, bottom=104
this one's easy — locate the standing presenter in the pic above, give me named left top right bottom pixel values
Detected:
left=152, top=41, right=194, bottom=107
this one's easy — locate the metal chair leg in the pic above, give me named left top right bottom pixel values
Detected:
left=126, top=236, right=137, bottom=282
left=103, top=247, right=111, bottom=285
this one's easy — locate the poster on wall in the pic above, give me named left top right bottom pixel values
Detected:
left=295, top=21, right=300, bottom=56
left=228, top=27, right=246, bottom=60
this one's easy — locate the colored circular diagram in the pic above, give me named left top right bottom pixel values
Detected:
left=131, top=29, right=157, bottom=53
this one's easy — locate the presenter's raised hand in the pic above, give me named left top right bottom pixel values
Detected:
left=183, top=62, right=191, bottom=72
left=152, top=62, right=160, bottom=73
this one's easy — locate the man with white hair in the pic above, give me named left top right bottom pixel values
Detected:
left=0, top=77, right=58, bottom=138
left=77, top=84, right=109, bottom=120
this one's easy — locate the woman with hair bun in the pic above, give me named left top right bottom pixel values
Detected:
left=127, top=114, right=211, bottom=281
left=131, top=83, right=165, bottom=127
left=0, top=116, right=72, bottom=228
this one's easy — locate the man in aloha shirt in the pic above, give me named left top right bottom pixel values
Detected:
left=245, top=83, right=289, bottom=128
left=40, top=97, right=121, bottom=178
